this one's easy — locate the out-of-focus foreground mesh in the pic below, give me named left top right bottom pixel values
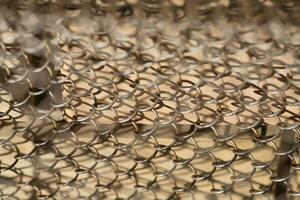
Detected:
left=0, top=0, right=300, bottom=199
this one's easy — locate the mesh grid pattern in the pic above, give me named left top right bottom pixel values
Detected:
left=0, top=0, right=300, bottom=199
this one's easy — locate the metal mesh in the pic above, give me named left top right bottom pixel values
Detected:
left=0, top=0, right=300, bottom=199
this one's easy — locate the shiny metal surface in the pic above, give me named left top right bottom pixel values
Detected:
left=0, top=0, right=300, bottom=199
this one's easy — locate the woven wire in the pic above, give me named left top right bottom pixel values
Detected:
left=0, top=0, right=300, bottom=199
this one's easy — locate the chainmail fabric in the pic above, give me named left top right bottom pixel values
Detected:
left=0, top=0, right=300, bottom=199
